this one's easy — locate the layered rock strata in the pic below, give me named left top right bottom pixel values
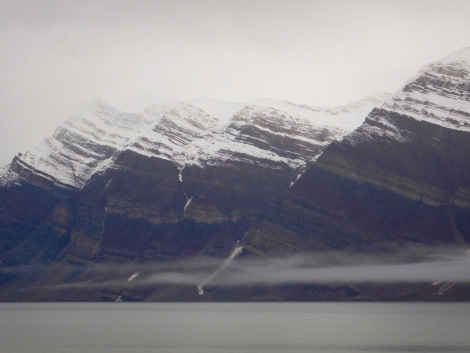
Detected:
left=246, top=49, right=470, bottom=257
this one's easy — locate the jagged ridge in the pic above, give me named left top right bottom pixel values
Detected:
left=1, top=95, right=389, bottom=190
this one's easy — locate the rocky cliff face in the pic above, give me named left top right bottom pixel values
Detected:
left=245, top=109, right=470, bottom=255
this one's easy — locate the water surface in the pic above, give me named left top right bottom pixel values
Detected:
left=1, top=302, right=469, bottom=352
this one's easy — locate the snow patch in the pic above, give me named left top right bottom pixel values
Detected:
left=0, top=164, right=19, bottom=187
left=178, top=168, right=184, bottom=183
left=289, top=165, right=307, bottom=188
left=183, top=196, right=193, bottom=213
left=127, top=272, right=140, bottom=282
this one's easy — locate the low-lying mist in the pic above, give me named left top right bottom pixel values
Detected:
left=147, top=246, right=470, bottom=287
left=2, top=246, right=469, bottom=290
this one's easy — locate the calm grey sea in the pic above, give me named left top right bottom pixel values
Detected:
left=1, top=302, right=469, bottom=353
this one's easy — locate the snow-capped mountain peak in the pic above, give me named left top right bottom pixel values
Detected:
left=383, top=47, right=470, bottom=132
left=1, top=94, right=390, bottom=189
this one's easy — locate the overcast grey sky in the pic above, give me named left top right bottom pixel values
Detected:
left=1, top=0, right=469, bottom=165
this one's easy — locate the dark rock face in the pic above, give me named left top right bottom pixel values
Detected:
left=65, top=149, right=293, bottom=265
left=68, top=151, right=186, bottom=264
left=0, top=146, right=295, bottom=301
left=0, top=174, right=73, bottom=266
left=244, top=109, right=470, bottom=258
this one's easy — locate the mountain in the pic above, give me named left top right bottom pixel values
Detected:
left=0, top=93, right=387, bottom=300
left=1, top=48, right=470, bottom=302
